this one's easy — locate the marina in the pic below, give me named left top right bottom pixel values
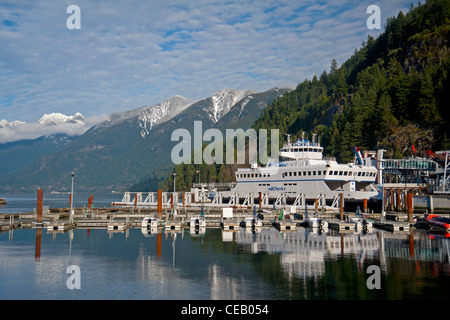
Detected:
left=1, top=139, right=450, bottom=301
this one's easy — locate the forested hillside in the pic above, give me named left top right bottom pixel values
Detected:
left=254, top=0, right=450, bottom=161
left=160, top=0, right=450, bottom=191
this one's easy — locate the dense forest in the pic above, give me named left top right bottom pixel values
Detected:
left=153, top=0, right=450, bottom=192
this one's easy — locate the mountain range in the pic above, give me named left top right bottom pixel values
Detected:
left=0, top=87, right=289, bottom=193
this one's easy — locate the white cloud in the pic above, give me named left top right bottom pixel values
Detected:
left=0, top=0, right=420, bottom=125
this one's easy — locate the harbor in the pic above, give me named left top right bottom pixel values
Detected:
left=0, top=188, right=448, bottom=236
left=1, top=193, right=450, bottom=300
left=1, top=139, right=450, bottom=300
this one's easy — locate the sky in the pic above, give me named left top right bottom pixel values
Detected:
left=0, top=0, right=418, bottom=140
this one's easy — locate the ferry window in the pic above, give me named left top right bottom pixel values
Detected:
left=293, top=172, right=297, bottom=176
left=313, top=171, right=316, bottom=175
left=308, top=171, right=311, bottom=176
left=317, top=171, right=321, bottom=175
left=334, top=171, right=338, bottom=175
left=339, top=171, right=343, bottom=175
left=323, top=171, right=327, bottom=175
left=358, top=172, right=361, bottom=176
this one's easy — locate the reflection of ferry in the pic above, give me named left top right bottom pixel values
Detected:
left=235, top=228, right=380, bottom=279
left=232, top=134, right=381, bottom=205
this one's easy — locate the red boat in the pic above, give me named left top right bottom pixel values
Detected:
left=426, top=215, right=450, bottom=231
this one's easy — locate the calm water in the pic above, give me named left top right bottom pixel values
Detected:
left=0, top=194, right=450, bottom=300
left=0, top=193, right=123, bottom=213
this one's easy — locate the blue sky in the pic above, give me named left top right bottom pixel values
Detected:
left=0, top=0, right=417, bottom=126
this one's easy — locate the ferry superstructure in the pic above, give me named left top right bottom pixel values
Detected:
left=231, top=134, right=381, bottom=204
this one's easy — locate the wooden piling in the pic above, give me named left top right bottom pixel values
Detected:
left=37, top=189, right=43, bottom=223
left=259, top=192, right=262, bottom=210
left=363, top=198, right=368, bottom=213
left=88, top=194, right=93, bottom=209
left=407, top=192, right=413, bottom=221
left=340, top=193, right=344, bottom=220
left=157, top=189, right=162, bottom=219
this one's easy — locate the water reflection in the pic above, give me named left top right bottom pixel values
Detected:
left=235, top=227, right=450, bottom=280
left=2, top=224, right=450, bottom=299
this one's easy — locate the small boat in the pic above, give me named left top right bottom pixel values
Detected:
left=425, top=215, right=450, bottom=231
left=240, top=216, right=263, bottom=229
left=305, top=217, right=328, bottom=229
left=188, top=216, right=206, bottom=228
left=0, top=198, right=6, bottom=205
left=141, top=217, right=159, bottom=229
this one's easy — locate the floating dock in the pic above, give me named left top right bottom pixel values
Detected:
left=273, top=220, right=296, bottom=231
left=328, top=220, right=359, bottom=232
left=373, top=221, right=411, bottom=232
left=164, top=221, right=184, bottom=231
left=107, top=221, right=131, bottom=231
left=47, top=222, right=74, bottom=232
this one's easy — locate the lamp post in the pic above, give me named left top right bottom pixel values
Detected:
left=70, top=172, right=74, bottom=224
left=173, top=172, right=176, bottom=193
left=173, top=172, right=176, bottom=214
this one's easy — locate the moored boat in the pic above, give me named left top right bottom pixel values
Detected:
left=240, top=216, right=263, bottom=229
left=426, top=214, right=450, bottom=231
left=188, top=216, right=206, bottom=228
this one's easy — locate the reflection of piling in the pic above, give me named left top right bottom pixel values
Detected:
left=35, top=228, right=42, bottom=262
left=157, top=232, right=162, bottom=259
left=37, top=189, right=43, bottom=223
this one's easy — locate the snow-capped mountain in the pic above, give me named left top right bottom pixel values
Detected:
left=0, top=119, right=26, bottom=128
left=137, top=95, right=194, bottom=138
left=207, top=89, right=257, bottom=123
left=38, top=112, right=85, bottom=126
left=0, top=112, right=89, bottom=144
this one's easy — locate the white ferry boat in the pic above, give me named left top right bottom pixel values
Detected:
left=231, top=134, right=381, bottom=205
